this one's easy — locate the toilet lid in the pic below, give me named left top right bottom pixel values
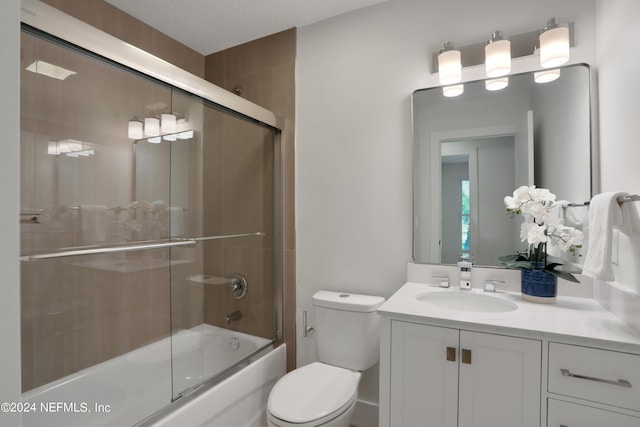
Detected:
left=268, top=362, right=358, bottom=424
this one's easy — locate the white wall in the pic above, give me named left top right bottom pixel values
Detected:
left=0, top=1, right=22, bottom=426
left=296, top=0, right=597, bottom=413
left=296, top=0, right=597, bottom=313
left=594, top=0, right=640, bottom=330
left=293, top=0, right=598, bottom=329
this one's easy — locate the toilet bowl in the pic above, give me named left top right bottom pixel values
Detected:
left=266, top=291, right=385, bottom=427
left=266, top=362, right=361, bottom=427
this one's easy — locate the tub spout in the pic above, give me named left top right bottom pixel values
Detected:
left=224, top=310, right=242, bottom=324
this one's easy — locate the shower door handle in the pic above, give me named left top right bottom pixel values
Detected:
left=20, top=239, right=196, bottom=261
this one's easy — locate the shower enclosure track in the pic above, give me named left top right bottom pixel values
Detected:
left=19, top=232, right=266, bottom=261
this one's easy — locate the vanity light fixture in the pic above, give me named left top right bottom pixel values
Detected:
left=485, top=31, right=511, bottom=78
left=144, top=117, right=160, bottom=137
left=534, top=68, right=561, bottom=83
left=432, top=19, right=573, bottom=84
left=443, top=84, right=464, bottom=97
left=129, top=114, right=190, bottom=141
left=485, top=77, right=509, bottom=91
left=437, top=42, right=462, bottom=85
left=128, top=120, right=143, bottom=139
left=539, top=18, right=570, bottom=68
left=47, top=139, right=94, bottom=156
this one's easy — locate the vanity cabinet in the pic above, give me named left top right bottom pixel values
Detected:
left=546, top=342, right=640, bottom=427
left=386, top=320, right=541, bottom=427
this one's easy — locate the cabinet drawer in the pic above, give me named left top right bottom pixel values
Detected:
left=548, top=399, right=640, bottom=427
left=548, top=343, right=640, bottom=411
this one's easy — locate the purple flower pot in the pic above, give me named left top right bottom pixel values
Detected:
left=521, top=268, right=557, bottom=304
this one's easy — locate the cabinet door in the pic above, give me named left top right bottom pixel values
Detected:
left=548, top=398, right=640, bottom=427
left=458, top=331, right=541, bottom=427
left=389, top=321, right=459, bottom=427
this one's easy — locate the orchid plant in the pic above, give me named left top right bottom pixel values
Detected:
left=499, top=185, right=583, bottom=283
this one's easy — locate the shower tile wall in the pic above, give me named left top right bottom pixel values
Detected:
left=204, top=28, right=297, bottom=370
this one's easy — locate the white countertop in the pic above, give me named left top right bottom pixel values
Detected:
left=379, top=282, right=640, bottom=352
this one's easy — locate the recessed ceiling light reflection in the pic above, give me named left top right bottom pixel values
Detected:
left=26, top=60, right=77, bottom=80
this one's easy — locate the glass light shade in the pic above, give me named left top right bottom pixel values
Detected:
left=177, top=130, right=194, bottom=140
left=128, top=120, right=143, bottom=139
left=534, top=69, right=561, bottom=83
left=47, top=141, right=58, bottom=155
left=66, top=140, right=83, bottom=152
left=163, top=133, right=177, bottom=142
left=147, top=136, right=162, bottom=144
left=438, top=49, right=462, bottom=85
left=485, top=77, right=509, bottom=91
left=144, top=117, right=160, bottom=137
left=540, top=25, right=570, bottom=68
left=485, top=39, right=511, bottom=77
left=443, top=84, right=464, bottom=97
left=161, top=113, right=176, bottom=133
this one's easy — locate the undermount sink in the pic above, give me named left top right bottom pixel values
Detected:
left=415, top=291, right=518, bottom=313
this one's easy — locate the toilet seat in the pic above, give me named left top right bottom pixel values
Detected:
left=267, top=362, right=359, bottom=426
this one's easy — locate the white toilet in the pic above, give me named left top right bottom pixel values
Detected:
left=267, top=290, right=385, bottom=427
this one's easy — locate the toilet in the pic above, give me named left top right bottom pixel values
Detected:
left=267, top=290, right=385, bottom=427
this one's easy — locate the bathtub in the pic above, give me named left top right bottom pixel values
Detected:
left=22, top=324, right=284, bottom=427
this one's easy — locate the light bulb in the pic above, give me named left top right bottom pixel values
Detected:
left=128, top=120, right=143, bottom=139
left=443, top=84, right=464, bottom=97
left=534, top=69, right=561, bottom=83
left=144, top=117, right=160, bottom=137
left=485, top=77, right=509, bottom=91
left=438, top=42, right=462, bottom=85
left=540, top=18, right=570, bottom=68
left=161, top=113, right=176, bottom=133
left=485, top=31, right=511, bottom=78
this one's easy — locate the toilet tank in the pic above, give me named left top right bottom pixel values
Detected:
left=312, top=291, right=385, bottom=371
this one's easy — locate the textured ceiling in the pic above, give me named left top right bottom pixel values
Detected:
left=104, top=0, right=388, bottom=55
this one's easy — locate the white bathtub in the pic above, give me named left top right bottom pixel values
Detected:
left=22, top=324, right=283, bottom=427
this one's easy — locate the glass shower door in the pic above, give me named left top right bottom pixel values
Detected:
left=20, top=29, right=176, bottom=426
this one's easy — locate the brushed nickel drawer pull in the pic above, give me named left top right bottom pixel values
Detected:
left=446, top=346, right=456, bottom=362
left=561, top=368, right=632, bottom=388
left=461, top=349, right=472, bottom=364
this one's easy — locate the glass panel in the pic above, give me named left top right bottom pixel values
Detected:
left=168, top=97, right=276, bottom=398
left=20, top=30, right=174, bottom=425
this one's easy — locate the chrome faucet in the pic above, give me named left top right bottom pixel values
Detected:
left=224, top=310, right=242, bottom=324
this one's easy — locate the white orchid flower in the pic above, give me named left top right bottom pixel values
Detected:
left=520, top=222, right=547, bottom=246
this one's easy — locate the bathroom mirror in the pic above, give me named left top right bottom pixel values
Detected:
left=413, top=64, right=592, bottom=267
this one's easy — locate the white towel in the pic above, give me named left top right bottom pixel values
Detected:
left=80, top=205, right=107, bottom=243
left=169, top=206, right=184, bottom=237
left=581, top=192, right=635, bottom=281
